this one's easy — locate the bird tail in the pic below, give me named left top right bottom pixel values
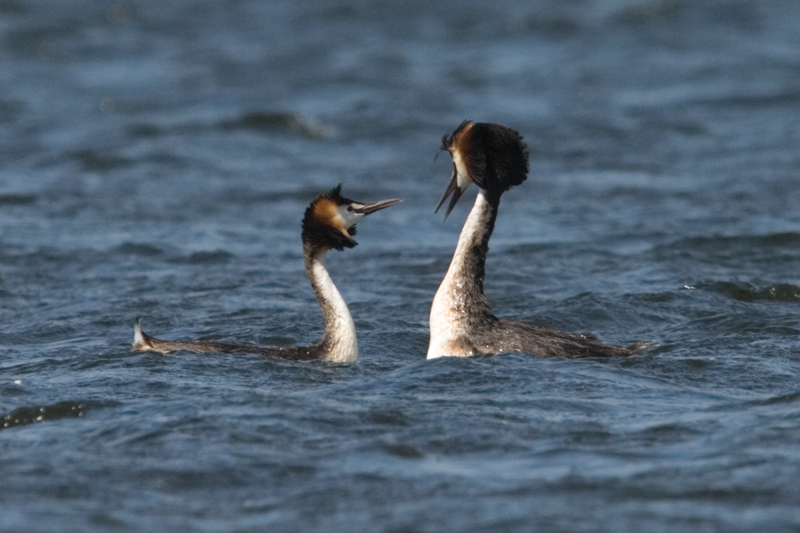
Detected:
left=132, top=317, right=156, bottom=351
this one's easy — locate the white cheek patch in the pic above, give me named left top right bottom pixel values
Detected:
left=451, top=149, right=472, bottom=189
left=336, top=205, right=365, bottom=230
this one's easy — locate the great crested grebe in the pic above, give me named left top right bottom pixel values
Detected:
left=133, top=185, right=401, bottom=363
left=427, top=121, right=648, bottom=359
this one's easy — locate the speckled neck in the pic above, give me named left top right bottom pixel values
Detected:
left=427, top=190, right=498, bottom=358
left=448, top=190, right=499, bottom=295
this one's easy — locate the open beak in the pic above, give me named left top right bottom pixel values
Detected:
left=434, top=172, right=466, bottom=221
left=350, top=197, right=402, bottom=215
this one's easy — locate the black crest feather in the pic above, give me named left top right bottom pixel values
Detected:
left=467, top=123, right=529, bottom=193
left=441, top=120, right=472, bottom=152
left=302, top=184, right=358, bottom=251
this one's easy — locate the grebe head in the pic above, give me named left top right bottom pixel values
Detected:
left=302, top=184, right=402, bottom=250
left=436, top=121, right=530, bottom=219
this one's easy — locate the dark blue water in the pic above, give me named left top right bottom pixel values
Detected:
left=2, top=0, right=800, bottom=531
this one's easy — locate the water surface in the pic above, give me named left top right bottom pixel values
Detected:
left=1, top=1, right=800, bottom=531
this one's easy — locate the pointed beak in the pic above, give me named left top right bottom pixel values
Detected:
left=350, top=197, right=402, bottom=215
left=434, top=172, right=465, bottom=221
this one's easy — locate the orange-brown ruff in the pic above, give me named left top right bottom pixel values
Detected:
left=427, top=121, right=650, bottom=359
left=133, top=185, right=401, bottom=362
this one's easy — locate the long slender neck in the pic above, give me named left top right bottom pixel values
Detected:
left=304, top=244, right=358, bottom=362
left=428, top=189, right=500, bottom=358
left=443, top=189, right=499, bottom=302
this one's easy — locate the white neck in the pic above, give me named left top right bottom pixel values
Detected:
left=427, top=191, right=495, bottom=358
left=306, top=247, right=358, bottom=362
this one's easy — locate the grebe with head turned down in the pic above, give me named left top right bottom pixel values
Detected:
left=427, top=121, right=649, bottom=359
left=133, top=185, right=401, bottom=363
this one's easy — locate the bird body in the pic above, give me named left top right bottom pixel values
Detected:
left=427, top=121, right=647, bottom=359
left=133, top=185, right=400, bottom=362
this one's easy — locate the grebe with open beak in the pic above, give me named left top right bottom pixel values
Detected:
left=427, top=121, right=649, bottom=359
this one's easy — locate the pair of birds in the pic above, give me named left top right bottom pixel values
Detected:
left=133, top=121, right=648, bottom=362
